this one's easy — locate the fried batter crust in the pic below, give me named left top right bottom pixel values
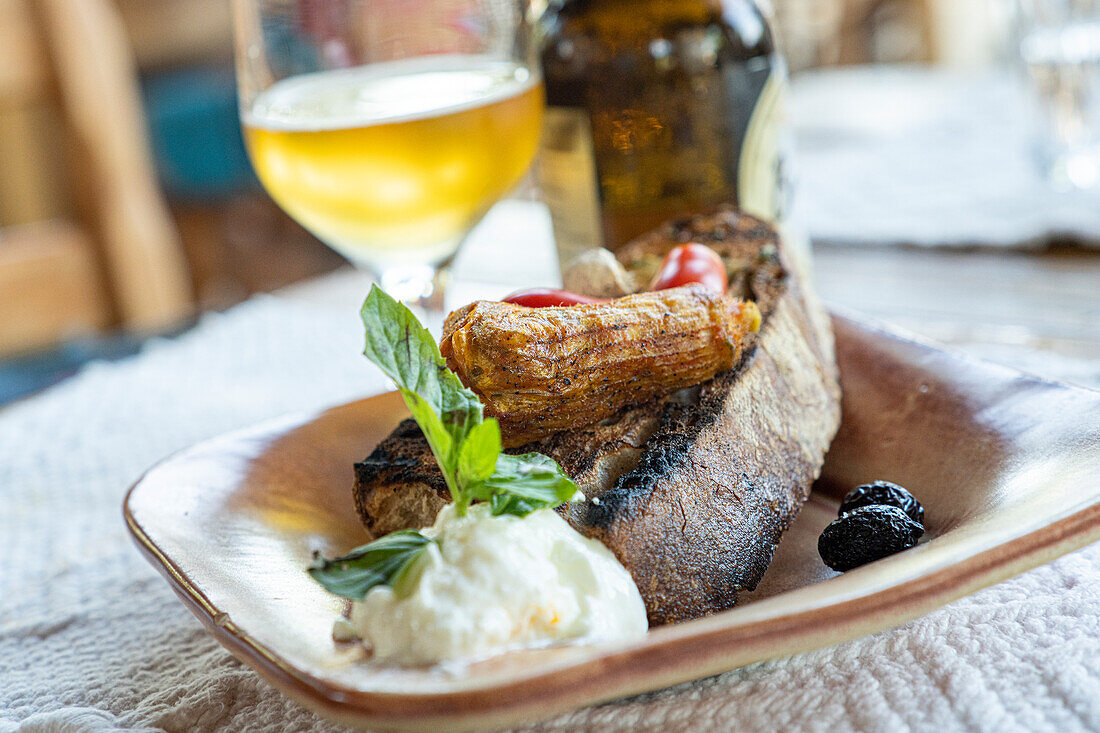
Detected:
left=440, top=285, right=761, bottom=446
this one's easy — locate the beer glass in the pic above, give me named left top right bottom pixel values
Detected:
left=233, top=0, right=544, bottom=315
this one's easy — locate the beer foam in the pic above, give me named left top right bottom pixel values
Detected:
left=245, top=54, right=539, bottom=132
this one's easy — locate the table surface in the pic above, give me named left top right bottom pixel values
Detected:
left=814, top=245, right=1100, bottom=365
left=4, top=200, right=1100, bottom=733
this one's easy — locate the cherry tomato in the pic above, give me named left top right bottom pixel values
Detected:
left=502, top=288, right=606, bottom=308
left=649, top=243, right=728, bottom=294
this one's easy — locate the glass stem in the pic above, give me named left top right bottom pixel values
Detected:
left=372, top=261, right=451, bottom=329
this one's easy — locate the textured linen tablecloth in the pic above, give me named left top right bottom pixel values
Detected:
left=4, top=205, right=1100, bottom=733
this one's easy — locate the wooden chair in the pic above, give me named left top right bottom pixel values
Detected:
left=0, top=0, right=192, bottom=356
left=114, top=0, right=233, bottom=71
left=836, top=0, right=937, bottom=65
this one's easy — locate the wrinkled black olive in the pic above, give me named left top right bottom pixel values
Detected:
left=839, top=480, right=924, bottom=524
left=818, top=505, right=924, bottom=572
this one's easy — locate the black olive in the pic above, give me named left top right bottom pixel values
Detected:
left=818, top=505, right=924, bottom=572
left=839, top=480, right=924, bottom=524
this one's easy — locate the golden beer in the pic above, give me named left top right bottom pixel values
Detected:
left=244, top=57, right=544, bottom=265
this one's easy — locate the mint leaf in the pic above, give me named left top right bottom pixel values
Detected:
left=308, top=530, right=434, bottom=600
left=457, top=419, right=502, bottom=488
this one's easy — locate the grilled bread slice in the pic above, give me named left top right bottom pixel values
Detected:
left=354, top=208, right=841, bottom=625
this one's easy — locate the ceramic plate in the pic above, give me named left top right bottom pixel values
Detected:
left=125, top=314, right=1100, bottom=731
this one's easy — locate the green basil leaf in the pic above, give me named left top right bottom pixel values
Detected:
left=489, top=493, right=543, bottom=517
left=403, top=391, right=456, bottom=476
left=360, top=285, right=483, bottom=456
left=308, top=529, right=434, bottom=600
left=360, top=285, right=440, bottom=397
left=457, top=418, right=502, bottom=489
left=390, top=545, right=433, bottom=599
left=480, top=452, right=581, bottom=516
left=439, top=377, right=483, bottom=452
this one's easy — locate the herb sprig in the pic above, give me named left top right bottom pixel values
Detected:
left=308, top=286, right=580, bottom=600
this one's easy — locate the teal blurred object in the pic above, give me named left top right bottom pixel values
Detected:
left=142, top=66, right=258, bottom=200
left=0, top=321, right=195, bottom=406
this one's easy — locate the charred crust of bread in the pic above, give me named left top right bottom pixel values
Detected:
left=353, top=419, right=448, bottom=535
left=584, top=426, right=693, bottom=531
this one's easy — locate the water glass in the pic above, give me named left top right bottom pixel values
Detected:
left=1017, top=0, right=1100, bottom=188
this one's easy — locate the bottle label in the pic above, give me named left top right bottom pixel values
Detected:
left=738, top=66, right=787, bottom=223
left=537, top=106, right=605, bottom=269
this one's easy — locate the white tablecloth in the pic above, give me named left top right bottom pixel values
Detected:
left=3, top=206, right=1100, bottom=732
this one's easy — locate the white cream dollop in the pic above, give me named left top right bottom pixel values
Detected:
left=350, top=503, right=648, bottom=665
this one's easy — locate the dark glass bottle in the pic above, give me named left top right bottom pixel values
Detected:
left=538, top=0, right=788, bottom=266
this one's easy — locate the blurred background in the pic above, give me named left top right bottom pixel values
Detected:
left=0, top=0, right=1096, bottom=404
